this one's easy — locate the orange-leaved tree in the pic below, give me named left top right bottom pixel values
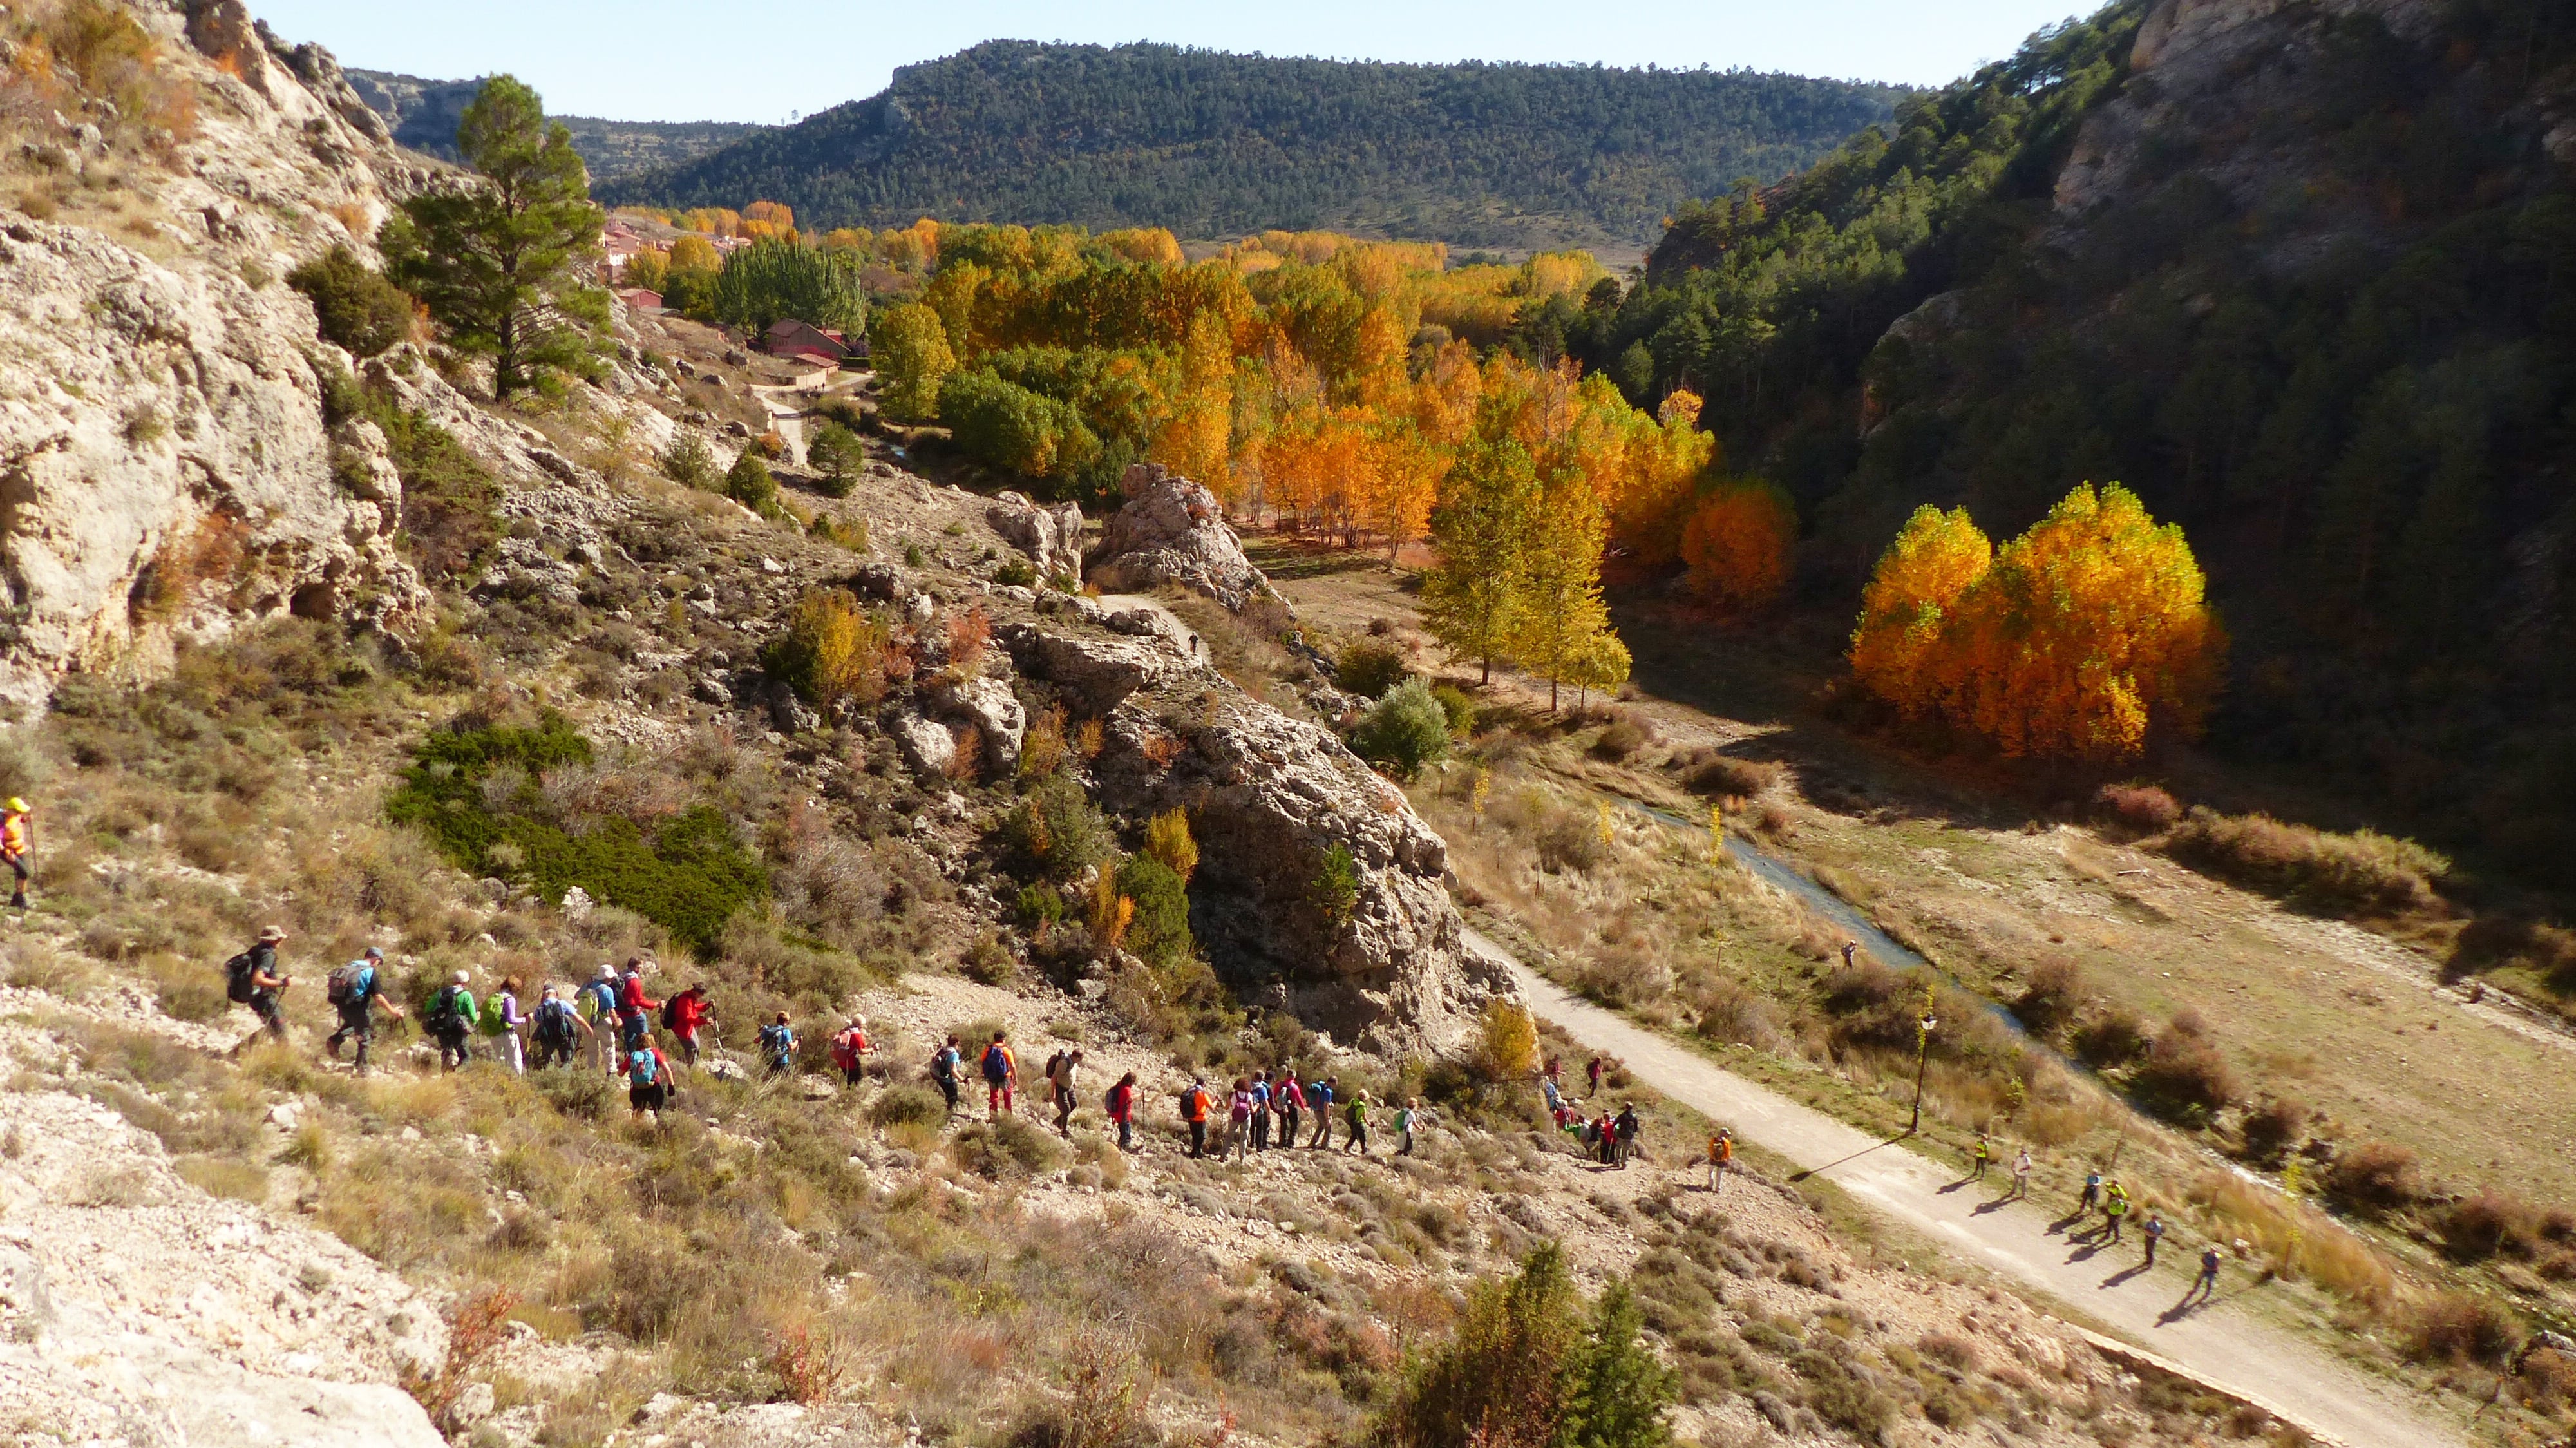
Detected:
left=1679, top=481, right=1795, bottom=613
left=1854, top=484, right=2225, bottom=763
left=1848, top=504, right=1992, bottom=718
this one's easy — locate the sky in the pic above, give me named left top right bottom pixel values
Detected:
left=249, top=0, right=2096, bottom=126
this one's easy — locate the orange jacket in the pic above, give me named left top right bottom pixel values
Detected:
left=2, top=812, right=26, bottom=857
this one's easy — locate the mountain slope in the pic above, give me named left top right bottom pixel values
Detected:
left=598, top=40, right=1906, bottom=250
left=1581, top=0, right=2576, bottom=881
left=346, top=69, right=763, bottom=184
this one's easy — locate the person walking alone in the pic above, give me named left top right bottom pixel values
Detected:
left=1707, top=1128, right=1733, bottom=1194
left=1107, top=1071, right=1138, bottom=1152
left=2011, top=1147, right=2033, bottom=1201
left=229, top=926, right=294, bottom=1045
left=2, top=797, right=33, bottom=911
left=325, top=946, right=404, bottom=1073
left=1969, top=1131, right=1991, bottom=1181
left=1397, top=1098, right=1419, bottom=1157
left=757, top=1012, right=797, bottom=1077
left=2183, top=1245, right=2222, bottom=1307
left=1586, top=1056, right=1603, bottom=1097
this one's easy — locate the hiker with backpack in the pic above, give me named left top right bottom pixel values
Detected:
left=1180, top=1075, right=1211, bottom=1158
left=1307, top=1076, right=1336, bottom=1149
left=1249, top=1069, right=1273, bottom=1152
left=2181, top=1245, right=2222, bottom=1308
left=623, top=1033, right=674, bottom=1123
left=980, top=1031, right=1018, bottom=1120
left=1341, top=1090, right=1370, bottom=1157
left=2102, top=1181, right=2131, bottom=1243
left=1276, top=1067, right=1302, bottom=1150
left=831, top=1016, right=871, bottom=1087
left=227, top=926, right=294, bottom=1044
left=664, top=983, right=714, bottom=1065
left=1707, top=1128, right=1733, bottom=1194
left=425, top=970, right=479, bottom=1071
left=1047, top=1049, right=1083, bottom=1138
left=1397, top=1098, right=1421, bottom=1157
left=931, top=1034, right=963, bottom=1113
left=617, top=958, right=658, bottom=1054
left=2, top=797, right=32, bottom=911
left=325, top=946, right=404, bottom=1072
left=1227, top=1077, right=1254, bottom=1160
left=758, top=1012, right=798, bottom=1076
left=531, top=984, right=590, bottom=1069
left=580, top=966, right=620, bottom=1074
left=1107, top=1071, right=1138, bottom=1152
left=486, top=976, right=527, bottom=1076
left=1613, top=1103, right=1640, bottom=1170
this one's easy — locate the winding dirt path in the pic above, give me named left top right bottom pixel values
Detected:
left=1478, top=933, right=2463, bottom=1448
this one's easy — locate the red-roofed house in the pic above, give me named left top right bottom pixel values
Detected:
left=762, top=319, right=851, bottom=366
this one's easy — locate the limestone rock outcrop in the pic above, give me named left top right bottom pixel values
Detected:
left=998, top=623, right=1197, bottom=718
left=985, top=491, right=1085, bottom=584
left=1086, top=463, right=1266, bottom=610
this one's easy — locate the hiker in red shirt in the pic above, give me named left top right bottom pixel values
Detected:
left=666, top=983, right=713, bottom=1065
left=1107, top=1071, right=1138, bottom=1152
left=830, top=1015, right=872, bottom=1087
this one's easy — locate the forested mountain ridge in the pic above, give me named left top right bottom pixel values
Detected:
left=1570, top=0, right=2576, bottom=882
left=346, top=70, right=762, bottom=183
left=598, top=41, right=1906, bottom=251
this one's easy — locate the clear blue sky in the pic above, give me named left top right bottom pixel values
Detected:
left=251, top=0, right=2096, bottom=125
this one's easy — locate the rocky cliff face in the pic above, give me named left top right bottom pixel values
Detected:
left=0, top=0, right=439, bottom=714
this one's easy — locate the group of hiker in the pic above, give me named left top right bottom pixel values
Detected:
left=1173, top=1069, right=1419, bottom=1161
left=1541, top=1058, right=1643, bottom=1168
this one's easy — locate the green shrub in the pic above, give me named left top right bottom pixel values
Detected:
left=1115, top=855, right=1192, bottom=968
left=287, top=243, right=413, bottom=357
left=994, top=557, right=1038, bottom=587
left=1430, top=683, right=1479, bottom=738
left=724, top=451, right=779, bottom=513
left=867, top=1084, right=948, bottom=1129
left=1337, top=641, right=1410, bottom=698
left=370, top=403, right=500, bottom=581
left=761, top=588, right=892, bottom=707
left=999, top=773, right=1112, bottom=881
left=949, top=1115, right=1063, bottom=1179
left=1014, top=882, right=1066, bottom=929
left=806, top=420, right=864, bottom=498
left=1311, top=844, right=1359, bottom=927
left=941, top=368, right=1102, bottom=479
left=384, top=714, right=767, bottom=953
left=661, top=433, right=720, bottom=490
left=1379, top=1243, right=1675, bottom=1448
left=1350, top=678, right=1450, bottom=777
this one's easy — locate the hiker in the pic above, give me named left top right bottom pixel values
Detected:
left=617, top=958, right=658, bottom=1054
left=488, top=976, right=527, bottom=1076
left=325, top=946, right=404, bottom=1072
left=1, top=797, right=32, bottom=910
left=1276, top=1067, right=1303, bottom=1148
left=1250, top=1070, right=1273, bottom=1152
left=1341, top=1090, right=1369, bottom=1156
left=2182, top=1245, right=2222, bottom=1306
left=1840, top=940, right=1857, bottom=969
left=980, top=1031, right=1018, bottom=1119
left=1307, top=1076, right=1336, bottom=1149
left=2079, top=1170, right=2103, bottom=1214
left=1586, top=1056, right=1604, bottom=1096
left=2142, top=1212, right=2166, bottom=1268
left=757, top=1011, right=797, bottom=1076
left=1707, top=1128, right=1734, bottom=1194
left=580, top=966, right=620, bottom=1074
left=1613, top=1102, right=1640, bottom=1170
left=1182, top=1075, right=1211, bottom=1157
left=1107, top=1071, right=1138, bottom=1152
left=2011, top=1147, right=2033, bottom=1200
left=426, top=969, right=478, bottom=1071
left=623, top=1034, right=674, bottom=1123
left=227, top=926, right=294, bottom=1044
left=1595, top=1110, right=1618, bottom=1167
left=1229, top=1077, right=1254, bottom=1160
left=2102, top=1182, right=2130, bottom=1243
left=1397, top=1098, right=1419, bottom=1157
left=531, top=984, right=589, bottom=1069
left=931, top=1034, right=963, bottom=1113
left=831, top=1016, right=871, bottom=1087
left=1542, top=1074, right=1562, bottom=1114
left=1969, top=1132, right=1991, bottom=1181
left=1050, top=1048, right=1083, bottom=1138
left=665, top=983, right=714, bottom=1065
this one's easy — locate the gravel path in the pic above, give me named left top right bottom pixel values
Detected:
left=1478, top=932, right=2463, bottom=1448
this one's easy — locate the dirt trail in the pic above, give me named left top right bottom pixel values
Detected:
left=1479, top=933, right=2464, bottom=1448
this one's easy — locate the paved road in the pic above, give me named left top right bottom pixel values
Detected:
left=1480, top=935, right=2461, bottom=1448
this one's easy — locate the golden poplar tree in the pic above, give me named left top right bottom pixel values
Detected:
left=1508, top=472, right=1615, bottom=712
left=1422, top=437, right=1540, bottom=684
left=1679, top=481, right=1795, bottom=613
left=1848, top=504, right=1992, bottom=718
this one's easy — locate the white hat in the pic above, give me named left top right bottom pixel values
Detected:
left=452, top=969, right=470, bottom=984
left=596, top=964, right=616, bottom=979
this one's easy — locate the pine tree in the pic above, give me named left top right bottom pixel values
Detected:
left=1553, top=1281, right=1676, bottom=1448
left=379, top=76, right=608, bottom=399
left=1421, top=436, right=1539, bottom=684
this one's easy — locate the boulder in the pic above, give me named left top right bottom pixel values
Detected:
left=891, top=710, right=958, bottom=780
left=985, top=492, right=1086, bottom=583
left=1087, top=463, right=1267, bottom=610
left=997, top=625, right=1189, bottom=718
left=1092, top=694, right=1510, bottom=1056
left=930, top=671, right=1027, bottom=769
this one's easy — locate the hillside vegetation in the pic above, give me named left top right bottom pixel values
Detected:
left=347, top=69, right=762, bottom=184
left=600, top=41, right=1904, bottom=251
left=1557, top=0, right=2576, bottom=884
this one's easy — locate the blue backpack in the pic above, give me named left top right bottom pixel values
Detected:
left=628, top=1048, right=659, bottom=1085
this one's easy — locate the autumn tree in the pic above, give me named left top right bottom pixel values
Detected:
left=867, top=302, right=957, bottom=423
left=1510, top=472, right=1616, bottom=711
left=1421, top=436, right=1539, bottom=683
left=1848, top=504, right=1991, bottom=718
left=379, top=75, right=607, bottom=398
left=661, top=234, right=721, bottom=314
left=1679, top=481, right=1794, bottom=613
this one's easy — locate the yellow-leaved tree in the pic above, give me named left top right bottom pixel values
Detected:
left=1852, top=484, right=2226, bottom=762
left=1848, top=504, right=1992, bottom=718
left=866, top=302, right=957, bottom=423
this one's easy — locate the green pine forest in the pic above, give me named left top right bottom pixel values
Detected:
left=602, top=41, right=1906, bottom=251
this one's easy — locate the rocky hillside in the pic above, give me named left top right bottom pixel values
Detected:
left=345, top=69, right=764, bottom=183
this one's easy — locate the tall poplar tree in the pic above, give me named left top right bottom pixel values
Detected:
left=1420, top=436, right=1539, bottom=685
left=380, top=75, right=609, bottom=399
left=1510, top=471, right=1615, bottom=711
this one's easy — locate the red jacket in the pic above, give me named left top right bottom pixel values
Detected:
left=831, top=1027, right=867, bottom=1070
left=620, top=971, right=657, bottom=1018
left=671, top=991, right=711, bottom=1034
left=1108, top=1081, right=1135, bottom=1121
